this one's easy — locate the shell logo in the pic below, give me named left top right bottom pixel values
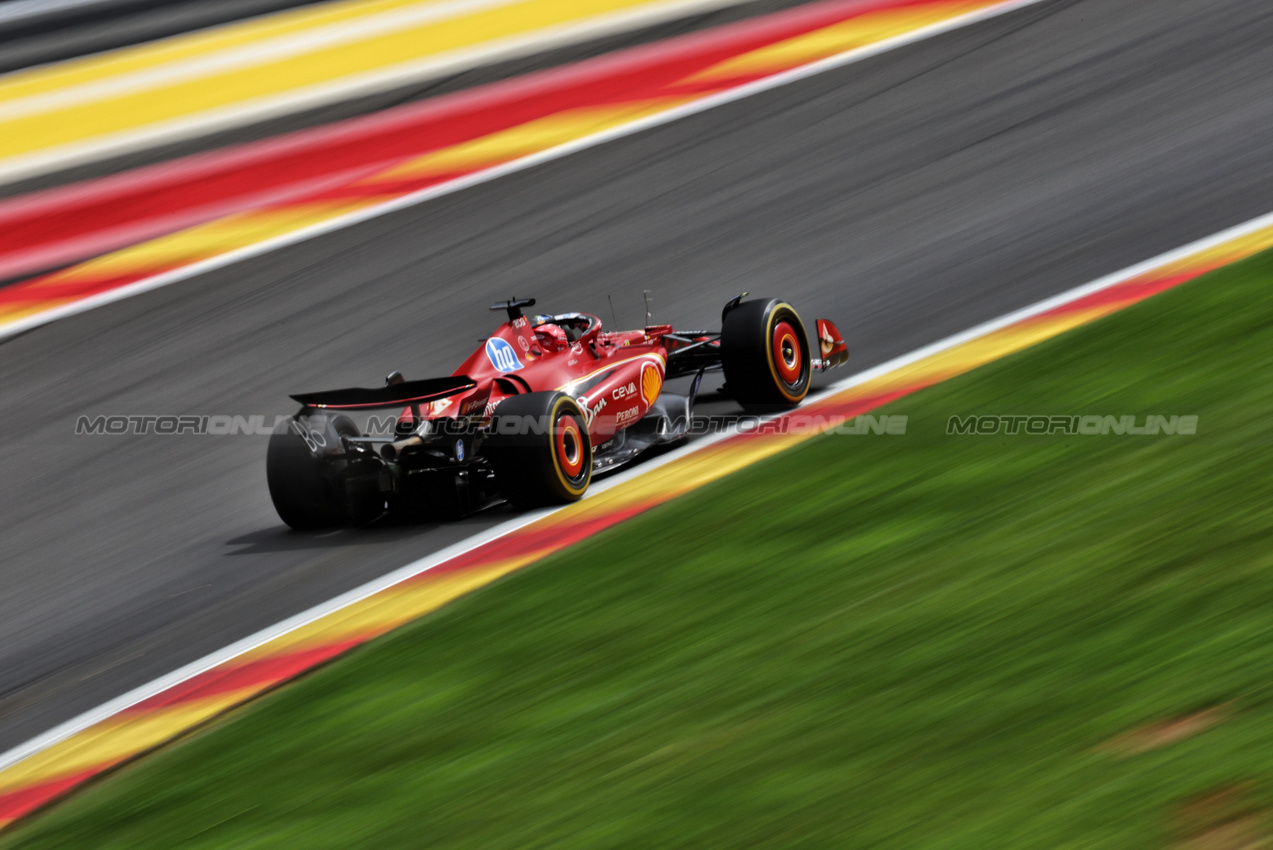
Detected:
left=641, top=362, right=662, bottom=406
left=820, top=324, right=836, bottom=357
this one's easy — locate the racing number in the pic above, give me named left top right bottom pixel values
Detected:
left=291, top=417, right=327, bottom=453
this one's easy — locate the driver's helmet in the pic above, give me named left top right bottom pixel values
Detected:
left=532, top=316, right=569, bottom=352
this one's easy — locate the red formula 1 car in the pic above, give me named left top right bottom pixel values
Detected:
left=267, top=295, right=849, bottom=528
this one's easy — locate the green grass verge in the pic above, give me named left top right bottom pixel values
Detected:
left=7, top=252, right=1273, bottom=849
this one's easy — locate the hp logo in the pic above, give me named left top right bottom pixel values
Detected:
left=485, top=337, right=524, bottom=372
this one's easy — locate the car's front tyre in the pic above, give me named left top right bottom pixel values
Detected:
left=721, top=298, right=812, bottom=412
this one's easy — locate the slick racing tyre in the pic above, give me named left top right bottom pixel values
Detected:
left=485, top=391, right=592, bottom=508
left=267, top=412, right=365, bottom=529
left=721, top=298, right=812, bottom=412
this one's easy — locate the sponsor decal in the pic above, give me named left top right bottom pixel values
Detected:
left=578, top=394, right=607, bottom=426
left=615, top=406, right=640, bottom=425
left=613, top=381, right=638, bottom=400
left=458, top=395, right=487, bottom=416
left=485, top=337, right=523, bottom=372
left=641, top=362, right=662, bottom=406
left=517, top=336, right=530, bottom=352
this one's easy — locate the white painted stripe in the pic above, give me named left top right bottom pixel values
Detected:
left=0, top=0, right=1050, bottom=335
left=0, top=0, right=125, bottom=26
left=3, top=205, right=1269, bottom=778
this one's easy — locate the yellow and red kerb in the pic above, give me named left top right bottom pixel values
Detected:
left=0, top=0, right=1015, bottom=333
left=3, top=218, right=1271, bottom=831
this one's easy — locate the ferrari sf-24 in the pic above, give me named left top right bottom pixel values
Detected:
left=267, top=295, right=848, bottom=528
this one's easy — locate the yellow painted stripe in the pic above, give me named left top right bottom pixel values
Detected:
left=0, top=302, right=75, bottom=326
left=1154, top=229, right=1273, bottom=276
left=0, top=0, right=750, bottom=174
left=0, top=690, right=261, bottom=796
left=237, top=557, right=539, bottom=660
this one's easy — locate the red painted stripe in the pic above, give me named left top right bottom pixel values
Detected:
left=0, top=769, right=107, bottom=822
left=0, top=0, right=969, bottom=282
left=423, top=504, right=653, bottom=579
left=0, top=165, right=385, bottom=284
left=795, top=386, right=921, bottom=418
left=1031, top=270, right=1215, bottom=320
left=125, top=639, right=367, bottom=712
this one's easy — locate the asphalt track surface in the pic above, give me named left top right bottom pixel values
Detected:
left=1, top=0, right=1272, bottom=755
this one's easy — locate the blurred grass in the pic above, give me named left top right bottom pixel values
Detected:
left=6, top=250, right=1273, bottom=849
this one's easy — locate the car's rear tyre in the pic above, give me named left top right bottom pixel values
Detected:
left=267, top=412, right=361, bottom=529
left=485, top=391, right=592, bottom=508
left=721, top=298, right=812, bottom=412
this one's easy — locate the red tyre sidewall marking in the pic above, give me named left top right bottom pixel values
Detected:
left=556, top=413, right=585, bottom=480
left=772, top=319, right=802, bottom=384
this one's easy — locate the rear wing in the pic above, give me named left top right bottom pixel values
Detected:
left=291, top=376, right=476, bottom=409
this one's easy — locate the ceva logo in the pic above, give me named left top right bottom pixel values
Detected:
left=485, top=337, right=524, bottom=372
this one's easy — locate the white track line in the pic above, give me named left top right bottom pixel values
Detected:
left=0, top=0, right=1051, bottom=339
left=0, top=0, right=123, bottom=26
left=3, top=206, right=1271, bottom=775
